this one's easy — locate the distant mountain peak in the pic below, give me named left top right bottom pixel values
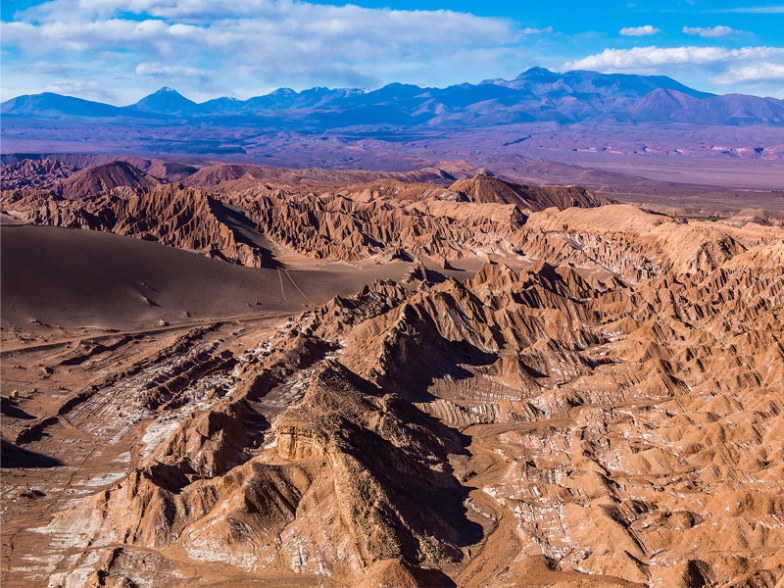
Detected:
left=131, top=86, right=197, bottom=113
left=517, top=67, right=559, bottom=80
left=146, top=86, right=190, bottom=99
left=520, top=66, right=554, bottom=76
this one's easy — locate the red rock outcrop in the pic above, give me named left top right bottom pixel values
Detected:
left=58, top=161, right=159, bottom=199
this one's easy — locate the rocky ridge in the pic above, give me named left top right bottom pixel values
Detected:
left=18, top=184, right=271, bottom=267
left=3, top=173, right=609, bottom=266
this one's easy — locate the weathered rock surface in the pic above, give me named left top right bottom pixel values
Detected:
left=2, top=172, right=783, bottom=587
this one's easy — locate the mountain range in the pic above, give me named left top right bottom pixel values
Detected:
left=3, top=68, right=783, bottom=128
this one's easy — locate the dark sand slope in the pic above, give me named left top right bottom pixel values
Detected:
left=1, top=223, right=410, bottom=334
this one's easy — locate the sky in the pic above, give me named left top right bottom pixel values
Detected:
left=1, top=0, right=783, bottom=104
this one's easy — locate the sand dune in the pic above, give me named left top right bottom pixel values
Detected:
left=1, top=222, right=412, bottom=335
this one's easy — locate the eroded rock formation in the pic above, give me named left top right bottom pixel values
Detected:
left=2, top=171, right=783, bottom=587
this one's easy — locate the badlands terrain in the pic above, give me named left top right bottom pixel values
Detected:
left=1, top=160, right=784, bottom=587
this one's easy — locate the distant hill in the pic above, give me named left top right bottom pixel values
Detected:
left=3, top=69, right=782, bottom=127
left=450, top=173, right=609, bottom=212
left=0, top=93, right=130, bottom=119
left=59, top=161, right=159, bottom=199
left=128, top=86, right=198, bottom=115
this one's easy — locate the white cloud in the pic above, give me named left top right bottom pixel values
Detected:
left=620, top=25, right=661, bottom=37
left=1, top=0, right=527, bottom=101
left=8, top=1, right=518, bottom=49
left=135, top=63, right=208, bottom=80
left=28, top=62, right=84, bottom=75
left=521, top=26, right=554, bottom=35
left=565, top=46, right=784, bottom=71
left=712, top=62, right=784, bottom=84
left=683, top=25, right=737, bottom=38
left=713, top=5, right=784, bottom=14
left=45, top=79, right=115, bottom=101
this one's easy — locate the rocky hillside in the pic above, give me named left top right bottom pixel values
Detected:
left=450, top=173, right=607, bottom=211
left=58, top=161, right=159, bottom=199
left=20, top=185, right=274, bottom=267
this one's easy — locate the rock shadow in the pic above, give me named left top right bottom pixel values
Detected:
left=1, top=438, right=63, bottom=468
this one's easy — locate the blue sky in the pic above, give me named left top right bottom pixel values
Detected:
left=2, top=0, right=783, bottom=103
